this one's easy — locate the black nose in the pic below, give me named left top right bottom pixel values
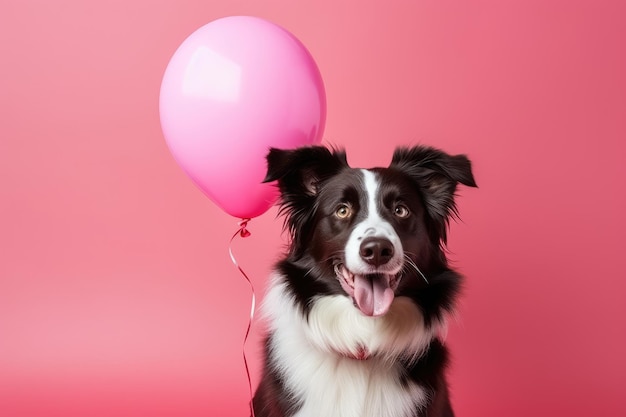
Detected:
left=359, top=237, right=394, bottom=266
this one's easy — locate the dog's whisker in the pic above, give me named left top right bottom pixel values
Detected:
left=302, top=267, right=317, bottom=279
left=403, top=254, right=429, bottom=284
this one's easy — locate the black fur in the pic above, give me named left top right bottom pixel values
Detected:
left=255, top=145, right=476, bottom=417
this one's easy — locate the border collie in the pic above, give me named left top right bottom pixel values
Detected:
left=253, top=145, right=476, bottom=417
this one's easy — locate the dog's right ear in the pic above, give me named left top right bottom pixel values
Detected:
left=263, top=146, right=347, bottom=197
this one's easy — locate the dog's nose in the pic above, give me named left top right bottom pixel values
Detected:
left=359, top=237, right=394, bottom=266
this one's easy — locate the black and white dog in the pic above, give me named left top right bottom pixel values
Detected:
left=253, top=145, right=476, bottom=417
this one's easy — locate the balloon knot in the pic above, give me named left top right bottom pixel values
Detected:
left=238, top=218, right=252, bottom=238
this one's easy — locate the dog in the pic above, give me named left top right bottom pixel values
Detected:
left=253, top=145, right=476, bottom=417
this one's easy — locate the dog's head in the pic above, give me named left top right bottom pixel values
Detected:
left=264, top=145, right=476, bottom=317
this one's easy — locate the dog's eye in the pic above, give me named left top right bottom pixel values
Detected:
left=394, top=204, right=410, bottom=218
left=335, top=204, right=352, bottom=219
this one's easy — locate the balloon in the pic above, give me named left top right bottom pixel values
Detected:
left=159, top=16, right=326, bottom=219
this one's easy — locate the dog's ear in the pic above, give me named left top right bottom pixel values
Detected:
left=264, top=146, right=347, bottom=196
left=390, top=146, right=477, bottom=243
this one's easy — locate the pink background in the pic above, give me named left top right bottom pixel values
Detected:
left=1, top=1, right=625, bottom=416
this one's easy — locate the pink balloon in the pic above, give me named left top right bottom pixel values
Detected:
left=160, top=16, right=326, bottom=219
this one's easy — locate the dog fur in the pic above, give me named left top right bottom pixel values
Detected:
left=253, top=145, right=476, bottom=417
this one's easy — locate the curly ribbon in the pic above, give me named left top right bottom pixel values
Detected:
left=228, top=218, right=256, bottom=417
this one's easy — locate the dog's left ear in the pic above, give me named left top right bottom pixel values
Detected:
left=390, top=146, right=477, bottom=242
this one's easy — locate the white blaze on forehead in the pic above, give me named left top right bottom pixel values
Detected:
left=361, top=169, right=386, bottom=231
left=362, top=169, right=382, bottom=224
left=343, top=170, right=403, bottom=275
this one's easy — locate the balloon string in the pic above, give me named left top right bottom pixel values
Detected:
left=228, top=218, right=256, bottom=417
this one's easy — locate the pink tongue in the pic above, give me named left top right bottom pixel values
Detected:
left=354, top=274, right=395, bottom=317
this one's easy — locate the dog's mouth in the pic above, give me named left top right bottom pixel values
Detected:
left=334, top=263, right=400, bottom=317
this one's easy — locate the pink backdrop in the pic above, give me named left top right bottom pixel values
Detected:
left=1, top=1, right=625, bottom=416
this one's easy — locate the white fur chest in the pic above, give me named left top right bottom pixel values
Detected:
left=289, top=355, right=425, bottom=417
left=263, top=276, right=439, bottom=417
